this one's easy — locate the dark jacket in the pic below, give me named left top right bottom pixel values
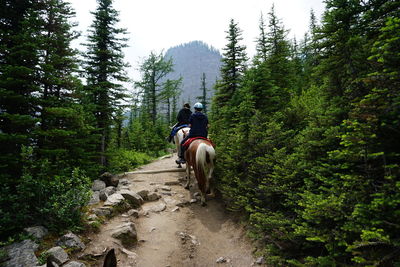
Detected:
left=188, top=111, right=208, bottom=138
left=177, top=108, right=192, bottom=126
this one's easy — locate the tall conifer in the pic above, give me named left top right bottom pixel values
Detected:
left=213, top=19, right=247, bottom=110
left=83, top=0, right=129, bottom=166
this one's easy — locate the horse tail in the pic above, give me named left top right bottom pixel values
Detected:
left=195, top=142, right=215, bottom=194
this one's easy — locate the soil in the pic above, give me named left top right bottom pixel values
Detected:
left=80, top=154, right=262, bottom=267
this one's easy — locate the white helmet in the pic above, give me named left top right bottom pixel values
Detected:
left=194, top=102, right=203, bottom=109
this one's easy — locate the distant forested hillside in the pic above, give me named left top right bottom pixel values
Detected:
left=164, top=41, right=222, bottom=106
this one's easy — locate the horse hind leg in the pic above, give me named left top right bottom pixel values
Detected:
left=205, top=162, right=215, bottom=198
left=200, top=193, right=206, bottom=206
left=184, top=163, right=191, bottom=189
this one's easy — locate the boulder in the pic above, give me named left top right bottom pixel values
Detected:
left=161, top=186, right=171, bottom=191
left=104, top=193, right=125, bottom=207
left=88, top=191, right=100, bottom=205
left=92, top=207, right=112, bottom=217
left=100, top=172, right=119, bottom=187
left=119, top=190, right=143, bottom=208
left=3, top=239, right=39, bottom=267
left=63, top=261, right=86, bottom=267
left=147, top=192, right=161, bottom=201
left=151, top=203, right=166, bottom=213
left=43, top=261, right=59, bottom=267
left=56, top=232, right=85, bottom=251
left=176, top=200, right=190, bottom=207
left=119, top=178, right=130, bottom=186
left=126, top=209, right=139, bottom=218
left=99, top=186, right=117, bottom=201
left=216, top=257, right=227, bottom=263
left=136, top=189, right=149, bottom=200
left=111, top=222, right=137, bottom=247
left=24, top=226, right=48, bottom=240
left=91, top=180, right=106, bottom=191
left=255, top=256, right=265, bottom=265
left=163, top=197, right=179, bottom=207
left=46, top=246, right=69, bottom=265
left=164, top=181, right=180, bottom=186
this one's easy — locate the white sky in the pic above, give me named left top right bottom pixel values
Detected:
left=69, top=0, right=325, bottom=81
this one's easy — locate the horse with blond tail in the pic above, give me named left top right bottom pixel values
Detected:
left=184, top=138, right=216, bottom=205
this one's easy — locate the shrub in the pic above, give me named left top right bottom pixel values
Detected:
left=108, top=149, right=153, bottom=173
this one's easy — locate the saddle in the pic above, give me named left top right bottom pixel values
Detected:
left=183, top=137, right=216, bottom=148
left=172, top=124, right=189, bottom=136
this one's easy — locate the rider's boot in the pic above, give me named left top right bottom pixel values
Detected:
left=176, top=145, right=186, bottom=164
left=167, top=135, right=172, bottom=143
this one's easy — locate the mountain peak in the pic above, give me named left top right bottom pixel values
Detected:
left=164, top=41, right=222, bottom=105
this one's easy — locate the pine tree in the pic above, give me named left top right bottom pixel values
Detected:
left=0, top=0, right=39, bottom=178
left=265, top=5, right=292, bottom=96
left=0, top=0, right=40, bottom=237
left=213, top=19, right=248, bottom=110
left=135, top=52, right=174, bottom=124
left=196, top=73, right=210, bottom=113
left=35, top=0, right=94, bottom=170
left=83, top=0, right=129, bottom=167
left=0, top=0, right=93, bottom=238
left=160, top=78, right=182, bottom=124
left=255, top=13, right=268, bottom=63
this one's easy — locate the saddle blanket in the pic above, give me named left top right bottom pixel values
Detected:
left=183, top=137, right=216, bottom=148
left=171, top=124, right=189, bottom=136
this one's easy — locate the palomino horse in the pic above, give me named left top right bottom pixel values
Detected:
left=174, top=127, right=190, bottom=168
left=184, top=139, right=216, bottom=205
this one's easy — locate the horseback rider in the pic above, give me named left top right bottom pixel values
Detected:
left=168, top=103, right=192, bottom=142
left=176, top=102, right=209, bottom=164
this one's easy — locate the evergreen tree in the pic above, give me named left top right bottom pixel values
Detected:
left=213, top=19, right=248, bottom=111
left=0, top=0, right=92, bottom=238
left=35, top=0, right=94, bottom=170
left=135, top=51, right=174, bottom=124
left=83, top=0, right=129, bottom=167
left=196, top=73, right=210, bottom=113
left=210, top=1, right=400, bottom=265
left=160, top=78, right=182, bottom=124
left=265, top=5, right=292, bottom=97
left=0, top=0, right=40, bottom=237
left=255, top=13, right=268, bottom=63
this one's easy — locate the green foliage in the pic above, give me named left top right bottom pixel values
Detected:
left=108, top=149, right=153, bottom=173
left=0, top=0, right=100, bottom=240
left=82, top=0, right=129, bottom=167
left=0, top=147, right=91, bottom=238
left=37, top=251, right=50, bottom=265
left=212, top=1, right=400, bottom=265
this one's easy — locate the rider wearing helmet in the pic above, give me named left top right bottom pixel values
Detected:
left=176, top=102, right=209, bottom=164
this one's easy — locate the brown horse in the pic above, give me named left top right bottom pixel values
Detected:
left=184, top=139, right=216, bottom=205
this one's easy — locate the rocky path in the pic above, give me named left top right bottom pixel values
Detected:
left=83, top=154, right=262, bottom=267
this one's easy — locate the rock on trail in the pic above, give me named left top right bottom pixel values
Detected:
left=81, top=154, right=262, bottom=267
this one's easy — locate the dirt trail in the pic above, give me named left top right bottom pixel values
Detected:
left=83, top=155, right=261, bottom=267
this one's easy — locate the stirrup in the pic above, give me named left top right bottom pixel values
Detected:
left=176, top=158, right=186, bottom=164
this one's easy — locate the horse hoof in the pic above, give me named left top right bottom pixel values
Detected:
left=184, top=185, right=189, bottom=190
left=201, top=201, right=207, bottom=207
left=177, top=164, right=182, bottom=168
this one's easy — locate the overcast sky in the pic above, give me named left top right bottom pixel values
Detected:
left=69, top=0, right=325, bottom=81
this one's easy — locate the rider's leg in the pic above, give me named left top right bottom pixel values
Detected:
left=176, top=136, right=189, bottom=164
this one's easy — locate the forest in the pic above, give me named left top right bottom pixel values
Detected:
left=1, top=0, right=400, bottom=266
